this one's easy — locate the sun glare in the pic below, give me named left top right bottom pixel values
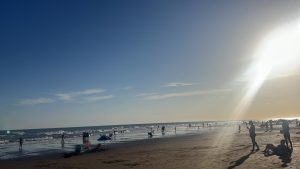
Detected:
left=252, top=18, right=300, bottom=77
left=212, top=18, right=300, bottom=153
left=235, top=18, right=300, bottom=119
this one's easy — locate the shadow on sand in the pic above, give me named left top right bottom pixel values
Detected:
left=227, top=151, right=255, bottom=169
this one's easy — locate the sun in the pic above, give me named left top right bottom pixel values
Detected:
left=252, top=18, right=300, bottom=77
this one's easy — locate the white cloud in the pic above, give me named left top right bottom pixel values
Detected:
left=83, top=95, right=115, bottom=101
left=114, top=86, right=134, bottom=91
left=56, top=88, right=105, bottom=101
left=135, top=93, right=157, bottom=97
left=143, top=89, right=229, bottom=100
left=165, top=82, right=194, bottom=87
left=267, top=72, right=300, bottom=80
left=19, top=88, right=113, bottom=106
left=56, top=93, right=73, bottom=101
left=78, top=88, right=105, bottom=95
left=19, top=98, right=55, bottom=105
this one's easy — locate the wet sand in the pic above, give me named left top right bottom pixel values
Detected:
left=1, top=127, right=299, bottom=169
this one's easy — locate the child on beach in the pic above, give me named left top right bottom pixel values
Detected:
left=246, top=121, right=259, bottom=151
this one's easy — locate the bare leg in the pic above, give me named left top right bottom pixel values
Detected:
left=288, top=138, right=293, bottom=150
left=285, top=138, right=289, bottom=148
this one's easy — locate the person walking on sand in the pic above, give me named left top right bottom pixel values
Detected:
left=19, top=137, right=23, bottom=151
left=282, top=120, right=293, bottom=150
left=246, top=121, right=259, bottom=151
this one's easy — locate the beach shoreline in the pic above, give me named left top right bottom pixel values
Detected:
left=0, top=127, right=299, bottom=169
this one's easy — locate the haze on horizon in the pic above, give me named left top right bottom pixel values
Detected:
left=1, top=0, right=300, bottom=130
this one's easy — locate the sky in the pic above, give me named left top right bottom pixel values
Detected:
left=1, top=0, right=300, bottom=130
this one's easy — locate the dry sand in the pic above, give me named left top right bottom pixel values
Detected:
left=1, top=127, right=299, bottom=169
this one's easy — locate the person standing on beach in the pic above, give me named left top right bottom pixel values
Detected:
left=282, top=120, right=293, bottom=150
left=265, top=121, right=269, bottom=132
left=238, top=125, right=241, bottom=133
left=161, top=126, right=165, bottom=135
left=246, top=121, right=259, bottom=151
left=19, top=137, right=23, bottom=151
left=269, top=120, right=273, bottom=132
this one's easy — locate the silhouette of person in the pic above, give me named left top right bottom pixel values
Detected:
left=269, top=120, right=273, bottom=131
left=19, top=137, right=23, bottom=151
left=282, top=120, right=293, bottom=150
left=161, top=126, right=165, bottom=135
left=247, top=121, right=259, bottom=151
left=263, top=140, right=292, bottom=167
left=61, top=133, right=65, bottom=148
left=148, top=128, right=154, bottom=138
left=265, top=121, right=269, bottom=132
left=238, top=125, right=241, bottom=133
left=264, top=140, right=289, bottom=156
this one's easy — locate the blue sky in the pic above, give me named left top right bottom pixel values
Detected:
left=1, top=0, right=300, bottom=129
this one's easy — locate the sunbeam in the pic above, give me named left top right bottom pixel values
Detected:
left=211, top=17, right=300, bottom=153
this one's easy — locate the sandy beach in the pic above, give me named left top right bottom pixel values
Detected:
left=1, top=127, right=299, bottom=169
